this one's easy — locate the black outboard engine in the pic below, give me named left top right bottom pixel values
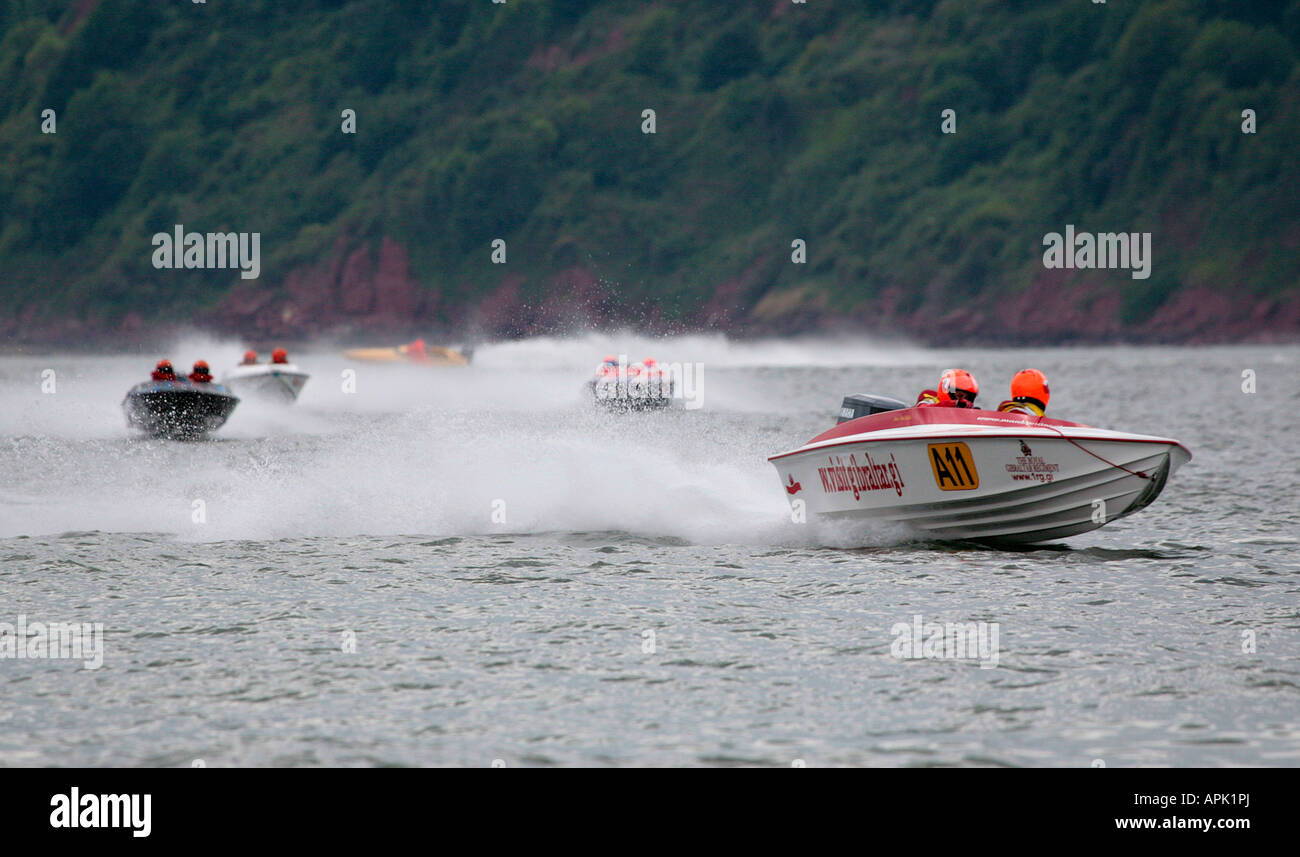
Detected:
left=836, top=393, right=909, bottom=424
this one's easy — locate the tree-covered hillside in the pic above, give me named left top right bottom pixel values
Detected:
left=1, top=0, right=1298, bottom=344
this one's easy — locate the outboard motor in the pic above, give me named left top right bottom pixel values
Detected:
left=836, top=393, right=909, bottom=424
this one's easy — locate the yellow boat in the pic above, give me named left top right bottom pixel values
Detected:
left=342, top=340, right=471, bottom=366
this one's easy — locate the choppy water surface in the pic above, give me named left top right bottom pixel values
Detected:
left=1, top=335, right=1297, bottom=766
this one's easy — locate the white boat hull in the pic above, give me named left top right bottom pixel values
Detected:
left=770, top=423, right=1190, bottom=544
left=223, top=364, right=310, bottom=403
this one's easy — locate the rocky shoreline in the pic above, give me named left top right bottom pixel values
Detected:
left=4, top=251, right=1297, bottom=349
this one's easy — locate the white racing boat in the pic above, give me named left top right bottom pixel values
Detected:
left=223, top=362, right=310, bottom=403
left=769, top=394, right=1191, bottom=544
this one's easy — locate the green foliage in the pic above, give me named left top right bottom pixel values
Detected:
left=37, top=73, right=150, bottom=249
left=41, top=0, right=161, bottom=111
left=0, top=0, right=1297, bottom=331
left=1112, top=1, right=1197, bottom=94
left=699, top=24, right=761, bottom=91
left=1188, top=20, right=1293, bottom=88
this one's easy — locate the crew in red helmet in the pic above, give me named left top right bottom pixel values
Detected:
left=241, top=350, right=259, bottom=365
left=188, top=360, right=213, bottom=383
left=151, top=360, right=176, bottom=382
left=917, top=368, right=979, bottom=408
left=998, top=369, right=1050, bottom=416
left=642, top=357, right=669, bottom=401
left=271, top=348, right=289, bottom=364
left=404, top=339, right=428, bottom=364
left=597, top=354, right=620, bottom=378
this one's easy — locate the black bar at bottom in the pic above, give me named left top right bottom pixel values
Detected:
left=0, top=767, right=1283, bottom=845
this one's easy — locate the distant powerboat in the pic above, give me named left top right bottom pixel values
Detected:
left=122, top=380, right=239, bottom=439
left=223, top=362, right=310, bottom=403
left=770, top=394, right=1191, bottom=544
left=342, top=339, right=471, bottom=366
left=586, top=357, right=673, bottom=411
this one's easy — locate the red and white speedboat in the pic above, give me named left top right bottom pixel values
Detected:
left=769, top=394, right=1191, bottom=544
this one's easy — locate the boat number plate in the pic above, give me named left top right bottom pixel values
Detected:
left=928, top=442, right=979, bottom=490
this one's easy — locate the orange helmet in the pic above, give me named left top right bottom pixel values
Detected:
left=271, top=348, right=288, bottom=363
left=155, top=360, right=173, bottom=371
left=642, top=357, right=657, bottom=367
left=936, top=369, right=955, bottom=401
left=243, top=350, right=258, bottom=363
left=939, top=369, right=979, bottom=407
left=193, top=360, right=210, bottom=371
left=1010, top=369, right=1049, bottom=407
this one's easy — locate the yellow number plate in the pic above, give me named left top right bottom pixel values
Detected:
left=928, top=442, right=979, bottom=490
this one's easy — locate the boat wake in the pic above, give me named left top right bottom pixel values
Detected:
left=0, top=332, right=949, bottom=546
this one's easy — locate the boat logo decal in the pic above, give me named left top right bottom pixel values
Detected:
left=786, top=475, right=802, bottom=495
left=928, top=442, right=979, bottom=490
left=1005, top=444, right=1060, bottom=483
left=817, top=452, right=904, bottom=499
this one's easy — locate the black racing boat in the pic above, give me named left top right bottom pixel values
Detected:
left=122, top=380, right=240, bottom=439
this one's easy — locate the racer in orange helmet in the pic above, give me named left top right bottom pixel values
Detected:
left=998, top=369, right=1050, bottom=416
left=941, top=369, right=979, bottom=408
left=642, top=357, right=674, bottom=403
left=271, top=348, right=289, bottom=364
left=592, top=354, right=623, bottom=404
left=151, top=360, right=176, bottom=382
left=597, top=354, right=620, bottom=379
left=241, top=350, right=259, bottom=365
left=188, top=360, right=214, bottom=383
left=918, top=369, right=979, bottom=409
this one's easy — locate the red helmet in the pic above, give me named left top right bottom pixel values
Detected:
left=243, top=350, right=258, bottom=363
left=1010, top=369, right=1049, bottom=407
left=642, top=357, right=657, bottom=367
left=155, top=360, right=173, bottom=371
left=602, top=354, right=617, bottom=365
left=193, top=360, right=210, bottom=372
left=271, top=348, right=288, bottom=363
left=939, top=369, right=979, bottom=407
